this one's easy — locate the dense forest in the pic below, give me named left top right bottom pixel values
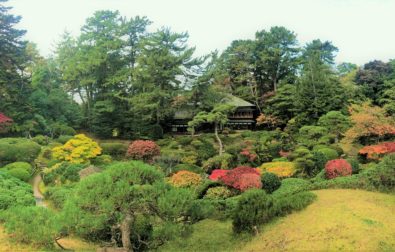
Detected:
left=0, top=0, right=394, bottom=251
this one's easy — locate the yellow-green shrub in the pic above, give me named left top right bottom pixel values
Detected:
left=52, top=134, right=102, bottom=164
left=258, top=161, right=296, bottom=178
left=169, top=170, right=202, bottom=188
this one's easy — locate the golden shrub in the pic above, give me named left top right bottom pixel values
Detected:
left=169, top=170, right=202, bottom=188
left=258, top=161, right=296, bottom=178
left=52, top=134, right=102, bottom=164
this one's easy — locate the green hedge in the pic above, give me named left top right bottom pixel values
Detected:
left=0, top=172, right=35, bottom=210
left=0, top=138, right=41, bottom=166
left=100, top=142, right=128, bottom=158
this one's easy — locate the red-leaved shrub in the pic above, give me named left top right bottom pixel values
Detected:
left=219, top=166, right=261, bottom=191
left=237, top=173, right=262, bottom=192
left=325, top=159, right=352, bottom=179
left=358, top=142, right=395, bottom=160
left=240, top=148, right=258, bottom=162
left=209, top=169, right=229, bottom=181
left=126, top=140, right=160, bottom=162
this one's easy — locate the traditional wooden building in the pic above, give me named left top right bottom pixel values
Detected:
left=170, top=95, right=257, bottom=133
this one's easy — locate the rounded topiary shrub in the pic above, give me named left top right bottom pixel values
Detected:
left=7, top=168, right=31, bottom=182
left=233, top=189, right=273, bottom=233
left=169, top=170, right=202, bottom=188
left=126, top=140, right=160, bottom=162
left=261, top=172, right=281, bottom=194
left=325, top=159, right=352, bottom=179
left=204, top=186, right=233, bottom=200
left=32, top=135, right=49, bottom=145
left=0, top=138, right=41, bottom=166
left=3, top=162, right=33, bottom=174
left=220, top=166, right=262, bottom=192
left=315, top=147, right=338, bottom=161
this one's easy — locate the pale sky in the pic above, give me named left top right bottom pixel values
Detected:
left=7, top=0, right=395, bottom=65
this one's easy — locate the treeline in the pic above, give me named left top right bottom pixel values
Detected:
left=1, top=0, right=395, bottom=139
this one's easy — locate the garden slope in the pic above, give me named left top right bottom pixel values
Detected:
left=242, top=189, right=395, bottom=251
left=160, top=189, right=395, bottom=252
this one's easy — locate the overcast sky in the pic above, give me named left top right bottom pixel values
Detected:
left=7, top=0, right=395, bottom=65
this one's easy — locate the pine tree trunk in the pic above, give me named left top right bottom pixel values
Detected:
left=120, top=212, right=133, bottom=252
left=214, top=123, right=223, bottom=156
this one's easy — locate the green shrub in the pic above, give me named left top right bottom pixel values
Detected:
left=55, top=135, right=73, bottom=144
left=32, top=135, right=49, bottom=145
left=0, top=172, right=35, bottom=210
left=233, top=189, right=273, bottom=233
left=91, top=154, right=112, bottom=166
left=195, top=139, right=216, bottom=162
left=43, top=162, right=86, bottom=185
left=0, top=138, right=41, bottom=166
left=315, top=147, right=338, bottom=161
left=0, top=206, right=60, bottom=248
left=100, top=142, right=128, bottom=158
left=6, top=168, right=31, bottom=182
left=196, top=180, right=223, bottom=199
left=173, top=163, right=203, bottom=174
left=177, top=136, right=193, bottom=146
left=272, top=178, right=311, bottom=197
left=44, top=185, right=74, bottom=209
left=204, top=186, right=233, bottom=200
left=188, top=199, right=216, bottom=222
left=271, top=191, right=317, bottom=217
left=202, top=153, right=234, bottom=173
left=261, top=172, right=281, bottom=194
left=3, top=162, right=33, bottom=174
left=346, top=158, right=360, bottom=174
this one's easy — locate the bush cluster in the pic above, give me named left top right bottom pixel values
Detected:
left=100, top=142, right=128, bottom=158
left=52, top=134, right=102, bottom=164
left=325, top=159, right=352, bottom=179
left=126, top=140, right=160, bottom=162
left=0, top=138, right=41, bottom=166
left=0, top=172, right=35, bottom=210
left=220, top=166, right=262, bottom=192
left=258, top=161, right=296, bottom=178
left=169, top=170, right=202, bottom=188
left=232, top=189, right=316, bottom=233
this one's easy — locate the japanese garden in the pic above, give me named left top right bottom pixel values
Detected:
left=0, top=0, right=394, bottom=251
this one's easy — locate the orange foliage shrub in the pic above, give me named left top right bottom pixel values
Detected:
left=169, top=170, right=202, bottom=188
left=126, top=140, right=160, bottom=162
left=359, top=142, right=395, bottom=160
left=344, top=103, right=395, bottom=143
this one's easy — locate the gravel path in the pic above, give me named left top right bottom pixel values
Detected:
left=32, top=174, right=46, bottom=207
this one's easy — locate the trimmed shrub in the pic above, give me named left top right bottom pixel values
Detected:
left=325, top=159, right=352, bottom=179
left=358, top=142, right=395, bottom=161
left=32, top=135, right=49, bottom=145
left=126, top=140, right=160, bottom=162
left=272, top=178, right=311, bottom=197
left=6, top=168, right=30, bottom=182
left=204, top=186, right=233, bottom=200
left=261, top=172, right=281, bottom=194
left=100, top=142, right=128, bottom=158
left=55, top=135, right=73, bottom=144
left=258, top=161, right=296, bottom=178
left=52, top=134, right=102, bottom=164
left=43, top=162, right=86, bottom=185
left=3, top=162, right=33, bottom=174
left=220, top=166, right=261, bottom=191
left=0, top=138, right=41, bottom=166
left=209, top=169, right=229, bottom=181
left=169, top=170, right=202, bottom=188
left=314, top=147, right=339, bottom=161
left=232, top=189, right=273, bottom=233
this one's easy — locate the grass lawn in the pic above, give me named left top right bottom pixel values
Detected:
left=159, top=189, right=395, bottom=252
